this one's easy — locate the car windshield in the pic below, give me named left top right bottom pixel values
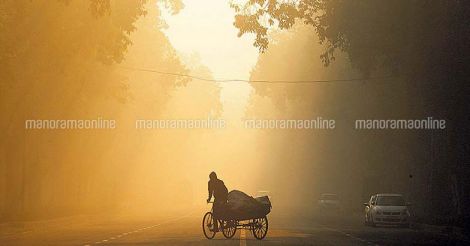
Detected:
left=376, top=196, right=405, bottom=206
left=321, top=194, right=338, bottom=200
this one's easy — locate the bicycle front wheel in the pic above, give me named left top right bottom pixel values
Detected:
left=202, top=212, right=216, bottom=239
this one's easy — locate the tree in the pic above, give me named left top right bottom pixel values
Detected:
left=233, top=0, right=470, bottom=229
left=232, top=0, right=469, bottom=77
left=0, top=0, right=186, bottom=220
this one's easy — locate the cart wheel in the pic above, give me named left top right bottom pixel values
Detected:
left=202, top=212, right=216, bottom=239
left=222, top=220, right=237, bottom=239
left=252, top=216, right=268, bottom=240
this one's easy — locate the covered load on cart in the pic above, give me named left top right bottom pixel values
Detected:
left=220, top=190, right=271, bottom=220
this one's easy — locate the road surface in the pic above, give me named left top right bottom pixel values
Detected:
left=0, top=209, right=466, bottom=245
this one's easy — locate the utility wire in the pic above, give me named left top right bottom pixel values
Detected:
left=119, top=66, right=395, bottom=84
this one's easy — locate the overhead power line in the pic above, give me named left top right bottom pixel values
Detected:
left=119, top=66, right=395, bottom=84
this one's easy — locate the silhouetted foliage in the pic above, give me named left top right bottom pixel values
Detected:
left=237, top=0, right=470, bottom=229
left=0, top=0, right=215, bottom=220
left=232, top=0, right=470, bottom=77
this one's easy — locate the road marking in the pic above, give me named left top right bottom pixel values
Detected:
left=240, top=229, right=246, bottom=246
left=83, top=211, right=196, bottom=246
left=321, top=225, right=380, bottom=245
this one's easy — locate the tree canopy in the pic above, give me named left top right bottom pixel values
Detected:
left=232, top=0, right=470, bottom=76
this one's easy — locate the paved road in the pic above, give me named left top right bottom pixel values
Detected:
left=0, top=210, right=466, bottom=245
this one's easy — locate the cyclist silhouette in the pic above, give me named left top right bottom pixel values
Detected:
left=207, top=171, right=228, bottom=232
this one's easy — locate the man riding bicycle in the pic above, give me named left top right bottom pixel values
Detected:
left=207, top=171, right=228, bottom=232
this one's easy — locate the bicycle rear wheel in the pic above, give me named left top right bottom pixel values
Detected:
left=252, top=216, right=268, bottom=240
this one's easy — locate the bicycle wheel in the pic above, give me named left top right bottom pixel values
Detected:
left=202, top=212, right=216, bottom=239
left=252, top=216, right=268, bottom=240
left=222, top=220, right=237, bottom=239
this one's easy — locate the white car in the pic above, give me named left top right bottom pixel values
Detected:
left=364, top=194, right=411, bottom=227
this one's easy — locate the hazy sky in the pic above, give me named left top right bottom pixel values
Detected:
left=162, top=0, right=259, bottom=118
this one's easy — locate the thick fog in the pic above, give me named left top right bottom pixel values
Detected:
left=1, top=0, right=468, bottom=228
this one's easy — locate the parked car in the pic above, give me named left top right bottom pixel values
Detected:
left=363, top=193, right=411, bottom=227
left=318, top=193, right=341, bottom=212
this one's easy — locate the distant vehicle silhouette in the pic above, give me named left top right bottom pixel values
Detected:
left=318, top=193, right=341, bottom=211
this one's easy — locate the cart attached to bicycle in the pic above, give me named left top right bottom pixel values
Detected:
left=202, top=192, right=271, bottom=240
